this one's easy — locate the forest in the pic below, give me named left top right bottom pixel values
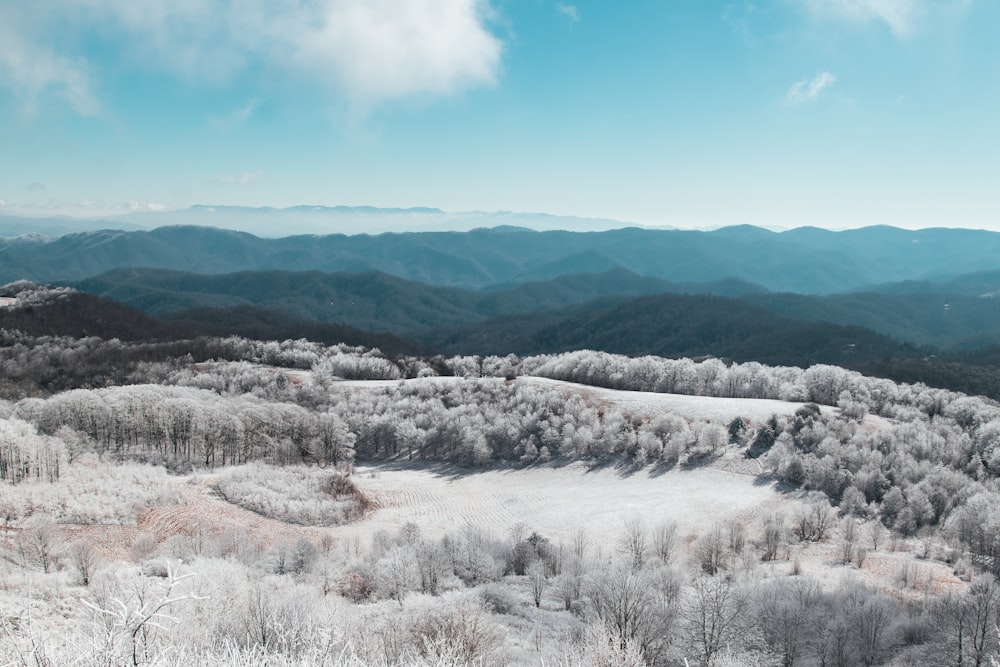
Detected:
left=3, top=283, right=1000, bottom=665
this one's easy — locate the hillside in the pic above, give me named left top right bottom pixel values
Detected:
left=74, top=266, right=1000, bottom=350
left=423, top=293, right=916, bottom=367
left=73, top=267, right=763, bottom=333
left=0, top=282, right=419, bottom=355
left=0, top=284, right=190, bottom=342
left=863, top=269, right=1000, bottom=297
left=163, top=305, right=423, bottom=356
left=743, top=291, right=1000, bottom=349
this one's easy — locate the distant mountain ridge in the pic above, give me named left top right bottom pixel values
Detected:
left=0, top=205, right=635, bottom=238
left=7, top=223, right=1000, bottom=293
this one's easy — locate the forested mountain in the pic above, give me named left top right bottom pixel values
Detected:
left=164, top=305, right=423, bottom=356
left=863, top=269, right=1000, bottom=297
left=743, top=291, right=1000, bottom=349
left=74, top=266, right=1000, bottom=349
left=0, top=283, right=189, bottom=341
left=9, top=276, right=1000, bottom=397
left=422, top=293, right=916, bottom=367
left=0, top=282, right=419, bottom=357
left=74, top=267, right=765, bottom=333
left=6, top=223, right=1000, bottom=292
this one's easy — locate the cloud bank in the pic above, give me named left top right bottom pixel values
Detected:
left=0, top=0, right=503, bottom=114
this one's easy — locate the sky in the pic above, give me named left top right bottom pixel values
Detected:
left=1, top=0, right=998, bottom=230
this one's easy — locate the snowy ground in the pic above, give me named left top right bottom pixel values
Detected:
left=521, top=376, right=836, bottom=423
left=341, top=461, right=785, bottom=551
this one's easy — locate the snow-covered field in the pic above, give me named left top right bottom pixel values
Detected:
left=341, top=462, right=785, bottom=550
left=62, top=461, right=789, bottom=559
left=522, top=376, right=835, bottom=423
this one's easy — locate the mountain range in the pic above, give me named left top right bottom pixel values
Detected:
left=4, top=223, right=1000, bottom=293
left=3, top=219, right=1000, bottom=398
left=72, top=265, right=1000, bottom=351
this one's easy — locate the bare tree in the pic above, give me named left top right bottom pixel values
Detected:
left=527, top=560, right=547, bottom=608
left=966, top=576, right=1000, bottom=667
left=652, top=520, right=679, bottom=565
left=556, top=556, right=586, bottom=611
left=571, top=528, right=590, bottom=561
left=619, top=517, right=648, bottom=571
left=697, top=524, right=727, bottom=575
left=83, top=561, right=205, bottom=667
left=416, top=540, right=449, bottom=595
left=376, top=547, right=420, bottom=603
left=854, top=595, right=897, bottom=667
left=761, top=513, right=785, bottom=562
left=68, top=540, right=102, bottom=586
left=17, top=518, right=60, bottom=573
left=587, top=565, right=677, bottom=665
left=795, top=500, right=833, bottom=542
left=726, top=518, right=746, bottom=557
left=756, top=577, right=822, bottom=667
left=867, top=521, right=885, bottom=551
left=840, top=517, right=858, bottom=565
left=681, top=574, right=750, bottom=666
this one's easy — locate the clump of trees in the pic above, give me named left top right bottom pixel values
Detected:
left=216, top=464, right=369, bottom=526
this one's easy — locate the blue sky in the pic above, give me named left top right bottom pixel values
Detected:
left=1, top=0, right=998, bottom=230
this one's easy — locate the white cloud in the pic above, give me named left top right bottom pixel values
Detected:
left=3, top=199, right=173, bottom=218
left=557, top=4, right=580, bottom=24
left=212, top=172, right=260, bottom=185
left=787, top=71, right=837, bottom=105
left=295, top=0, right=503, bottom=110
left=125, top=201, right=168, bottom=212
left=208, top=100, right=260, bottom=131
left=800, top=0, right=972, bottom=37
left=0, top=1, right=503, bottom=115
left=0, top=7, right=99, bottom=116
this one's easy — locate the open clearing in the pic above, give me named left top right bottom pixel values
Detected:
left=342, top=462, right=785, bottom=550
left=64, top=461, right=788, bottom=560
left=522, top=376, right=836, bottom=423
